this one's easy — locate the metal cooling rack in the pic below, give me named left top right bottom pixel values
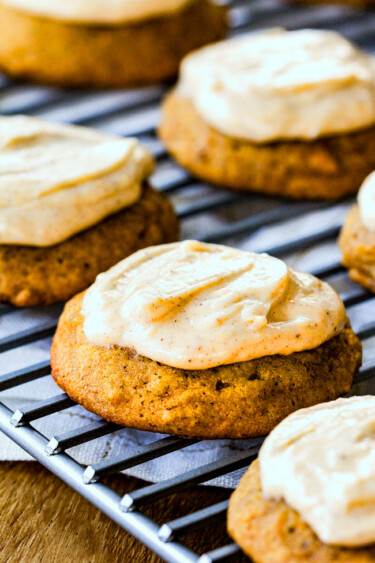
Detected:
left=1, top=1, right=375, bottom=561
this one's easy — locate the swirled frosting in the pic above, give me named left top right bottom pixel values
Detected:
left=260, top=396, right=375, bottom=547
left=177, top=29, right=375, bottom=142
left=358, top=171, right=375, bottom=231
left=0, top=115, right=153, bottom=247
left=82, top=240, right=345, bottom=369
left=0, top=0, right=192, bottom=24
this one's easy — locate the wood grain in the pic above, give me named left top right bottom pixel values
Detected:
left=0, top=462, right=245, bottom=563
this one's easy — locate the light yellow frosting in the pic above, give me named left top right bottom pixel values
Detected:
left=177, top=29, right=375, bottom=142
left=0, top=115, right=154, bottom=247
left=0, top=0, right=191, bottom=24
left=260, top=396, right=375, bottom=547
left=82, top=240, right=345, bottom=370
left=358, top=171, right=375, bottom=232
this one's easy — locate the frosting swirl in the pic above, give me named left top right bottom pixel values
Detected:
left=177, top=29, right=375, bottom=142
left=260, top=396, right=375, bottom=547
left=0, top=0, right=192, bottom=24
left=0, top=115, right=153, bottom=247
left=82, top=240, right=345, bottom=369
left=358, top=170, right=375, bottom=232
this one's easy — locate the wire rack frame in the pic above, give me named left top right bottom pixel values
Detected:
left=1, top=1, right=375, bottom=561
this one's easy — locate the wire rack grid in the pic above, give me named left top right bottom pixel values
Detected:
left=1, top=1, right=375, bottom=561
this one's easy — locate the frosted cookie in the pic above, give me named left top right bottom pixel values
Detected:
left=339, top=171, right=375, bottom=292
left=51, top=241, right=361, bottom=439
left=228, top=396, right=375, bottom=562
left=159, top=29, right=375, bottom=200
left=0, top=115, right=178, bottom=307
left=0, top=0, right=227, bottom=88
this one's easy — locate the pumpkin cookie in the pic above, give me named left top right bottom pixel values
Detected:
left=0, top=0, right=227, bottom=88
left=159, top=29, right=375, bottom=199
left=0, top=115, right=178, bottom=306
left=51, top=242, right=361, bottom=439
left=228, top=397, right=375, bottom=562
left=339, top=172, right=375, bottom=292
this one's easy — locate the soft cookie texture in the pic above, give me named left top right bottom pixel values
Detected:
left=339, top=205, right=375, bottom=293
left=0, top=0, right=227, bottom=88
left=0, top=186, right=178, bottom=307
left=159, top=92, right=375, bottom=200
left=228, top=460, right=375, bottom=563
left=51, top=301, right=361, bottom=439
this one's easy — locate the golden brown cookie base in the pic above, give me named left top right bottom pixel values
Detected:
left=0, top=186, right=179, bottom=307
left=339, top=205, right=375, bottom=293
left=159, top=92, right=375, bottom=200
left=51, top=306, right=361, bottom=439
left=228, top=460, right=375, bottom=563
left=0, top=0, right=227, bottom=88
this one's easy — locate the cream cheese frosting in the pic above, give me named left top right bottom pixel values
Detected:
left=82, top=240, right=345, bottom=370
left=0, top=0, right=191, bottom=24
left=177, top=29, right=375, bottom=142
left=0, top=115, right=153, bottom=247
left=358, top=170, right=375, bottom=231
left=259, top=396, right=375, bottom=547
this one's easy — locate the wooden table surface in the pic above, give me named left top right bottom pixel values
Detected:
left=0, top=461, right=245, bottom=563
